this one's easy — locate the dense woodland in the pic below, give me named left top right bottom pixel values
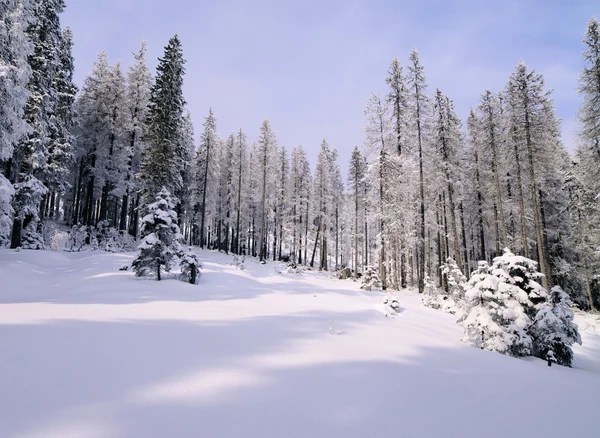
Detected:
left=2, top=1, right=600, bottom=310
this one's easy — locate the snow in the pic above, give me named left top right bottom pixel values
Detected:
left=0, top=249, right=598, bottom=438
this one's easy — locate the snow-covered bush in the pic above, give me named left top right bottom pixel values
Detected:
left=380, top=294, right=400, bottom=317
left=50, top=229, right=68, bottom=251
left=361, top=265, right=381, bottom=291
left=441, top=257, right=467, bottom=305
left=338, top=267, right=352, bottom=279
left=179, top=248, right=202, bottom=284
left=0, top=174, right=15, bottom=246
left=96, top=223, right=137, bottom=253
left=460, top=261, right=533, bottom=357
left=132, top=189, right=182, bottom=281
left=232, top=254, right=245, bottom=270
left=286, top=261, right=303, bottom=274
left=530, top=286, right=582, bottom=367
left=422, top=275, right=442, bottom=310
left=66, top=225, right=88, bottom=251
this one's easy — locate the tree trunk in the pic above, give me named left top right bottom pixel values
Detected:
left=474, top=150, right=486, bottom=261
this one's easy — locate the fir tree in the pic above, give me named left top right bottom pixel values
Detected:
left=530, top=285, right=582, bottom=367
left=10, top=0, right=68, bottom=248
left=194, top=107, right=217, bottom=248
left=132, top=188, right=181, bottom=280
left=461, top=260, right=533, bottom=357
left=140, top=35, right=186, bottom=205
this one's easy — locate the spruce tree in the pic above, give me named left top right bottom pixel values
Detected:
left=11, top=0, right=68, bottom=248
left=530, top=285, right=582, bottom=367
left=132, top=188, right=181, bottom=280
left=139, top=35, right=186, bottom=205
left=194, top=108, right=217, bottom=248
left=461, top=260, right=533, bottom=357
left=123, top=41, right=152, bottom=236
left=579, top=17, right=600, bottom=157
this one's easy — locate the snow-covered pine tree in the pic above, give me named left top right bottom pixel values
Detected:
left=567, top=150, right=600, bottom=309
left=422, top=274, right=443, bottom=310
left=0, top=0, right=33, bottom=245
left=177, top=110, right=196, bottom=241
left=361, top=265, right=382, bottom=291
left=194, top=107, right=217, bottom=248
left=139, top=35, right=186, bottom=206
left=348, top=146, right=367, bottom=278
left=311, top=139, right=336, bottom=270
left=10, top=0, right=68, bottom=248
left=231, top=129, right=248, bottom=255
left=132, top=188, right=181, bottom=280
left=122, top=41, right=152, bottom=237
left=274, top=144, right=289, bottom=261
left=490, top=248, right=548, bottom=320
left=432, top=90, right=464, bottom=272
left=178, top=247, right=201, bottom=284
left=0, top=175, right=16, bottom=246
left=0, top=0, right=33, bottom=164
left=579, top=17, right=600, bottom=159
left=43, top=26, right=77, bottom=219
left=575, top=17, right=600, bottom=310
left=530, top=285, right=582, bottom=367
left=72, top=51, right=111, bottom=226
left=256, top=120, right=278, bottom=262
left=461, top=260, right=533, bottom=357
left=441, top=257, right=467, bottom=307
left=406, top=49, right=430, bottom=294
left=288, top=145, right=311, bottom=264
left=364, top=93, right=392, bottom=289
left=385, top=57, right=412, bottom=289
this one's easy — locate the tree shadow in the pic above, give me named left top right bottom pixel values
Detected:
left=1, top=310, right=598, bottom=438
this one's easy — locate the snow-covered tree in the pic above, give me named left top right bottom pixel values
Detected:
left=0, top=175, right=16, bottom=246
left=122, top=41, right=152, bottom=236
left=490, top=248, right=548, bottom=320
left=0, top=0, right=32, bottom=163
left=288, top=145, right=311, bottom=264
left=461, top=260, right=533, bottom=357
left=179, top=247, right=201, bottom=284
left=140, top=35, right=186, bottom=205
left=348, top=146, right=367, bottom=277
left=406, top=49, right=430, bottom=294
left=441, top=257, right=467, bottom=305
left=194, top=107, right=218, bottom=248
left=361, top=265, right=381, bottom=291
left=256, top=120, right=278, bottom=262
left=132, top=188, right=181, bottom=280
left=530, top=285, right=582, bottom=367
left=10, top=0, right=70, bottom=248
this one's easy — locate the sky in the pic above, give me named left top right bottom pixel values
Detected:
left=63, top=0, right=597, bottom=174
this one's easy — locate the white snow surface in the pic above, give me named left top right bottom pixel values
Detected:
left=0, top=249, right=598, bottom=438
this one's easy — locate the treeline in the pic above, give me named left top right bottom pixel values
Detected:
left=1, top=2, right=599, bottom=309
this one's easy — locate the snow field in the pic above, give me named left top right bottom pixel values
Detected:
left=0, top=249, right=599, bottom=438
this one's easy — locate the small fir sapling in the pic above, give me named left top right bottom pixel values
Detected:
left=132, top=189, right=182, bottom=281
left=441, top=257, right=468, bottom=306
left=530, top=285, right=582, bottom=367
left=361, top=265, right=382, bottom=291
left=460, top=260, right=533, bottom=357
left=421, top=275, right=442, bottom=310
left=179, top=248, right=202, bottom=284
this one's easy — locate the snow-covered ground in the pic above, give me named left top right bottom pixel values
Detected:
left=0, top=249, right=598, bottom=438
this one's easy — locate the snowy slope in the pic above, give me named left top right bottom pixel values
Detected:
left=0, top=249, right=598, bottom=438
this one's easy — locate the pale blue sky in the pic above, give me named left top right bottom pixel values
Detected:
left=63, top=0, right=597, bottom=172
